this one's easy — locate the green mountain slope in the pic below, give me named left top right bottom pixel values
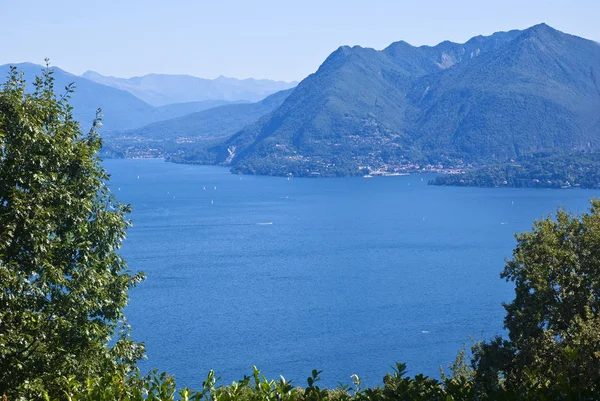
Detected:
left=215, top=45, right=418, bottom=176
left=408, top=24, right=600, bottom=161
left=209, top=24, right=600, bottom=177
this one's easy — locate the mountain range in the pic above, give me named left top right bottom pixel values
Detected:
left=3, top=24, right=599, bottom=180
left=82, top=70, right=297, bottom=106
left=202, top=24, right=600, bottom=177
left=0, top=63, right=294, bottom=132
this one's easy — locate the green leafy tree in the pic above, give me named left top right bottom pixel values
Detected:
left=473, top=199, right=600, bottom=397
left=0, top=63, right=145, bottom=398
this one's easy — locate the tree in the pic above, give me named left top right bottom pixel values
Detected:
left=473, top=199, right=600, bottom=396
left=0, top=63, right=144, bottom=399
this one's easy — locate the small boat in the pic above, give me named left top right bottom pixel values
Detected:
left=257, top=222, right=273, bottom=225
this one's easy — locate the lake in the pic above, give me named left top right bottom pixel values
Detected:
left=105, top=158, right=600, bottom=389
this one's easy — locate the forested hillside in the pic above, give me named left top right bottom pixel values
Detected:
left=202, top=24, right=600, bottom=177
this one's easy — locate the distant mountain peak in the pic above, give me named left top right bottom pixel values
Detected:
left=81, top=71, right=298, bottom=106
left=384, top=40, right=412, bottom=51
left=317, top=45, right=359, bottom=72
left=333, top=45, right=353, bottom=55
left=529, top=22, right=554, bottom=31
left=521, top=22, right=562, bottom=39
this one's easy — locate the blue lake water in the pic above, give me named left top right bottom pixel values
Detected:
left=105, top=158, right=600, bottom=389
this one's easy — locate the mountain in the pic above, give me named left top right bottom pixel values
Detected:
left=0, top=63, right=249, bottom=131
left=207, top=24, right=600, bottom=177
left=81, top=70, right=298, bottom=106
left=153, top=99, right=249, bottom=118
left=0, top=63, right=154, bottom=131
left=407, top=24, right=600, bottom=161
left=100, top=89, right=294, bottom=160
left=112, top=88, right=293, bottom=140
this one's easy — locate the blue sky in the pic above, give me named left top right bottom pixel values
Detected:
left=0, top=0, right=597, bottom=81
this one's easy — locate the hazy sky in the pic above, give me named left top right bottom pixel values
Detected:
left=0, top=0, right=597, bottom=82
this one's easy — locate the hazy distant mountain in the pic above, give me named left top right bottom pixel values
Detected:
left=207, top=24, right=600, bottom=177
left=0, top=63, right=152, bottom=131
left=115, top=88, right=293, bottom=140
left=154, top=99, right=249, bottom=117
left=0, top=63, right=247, bottom=131
left=81, top=70, right=298, bottom=106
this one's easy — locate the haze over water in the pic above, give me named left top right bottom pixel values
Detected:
left=105, top=158, right=600, bottom=389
